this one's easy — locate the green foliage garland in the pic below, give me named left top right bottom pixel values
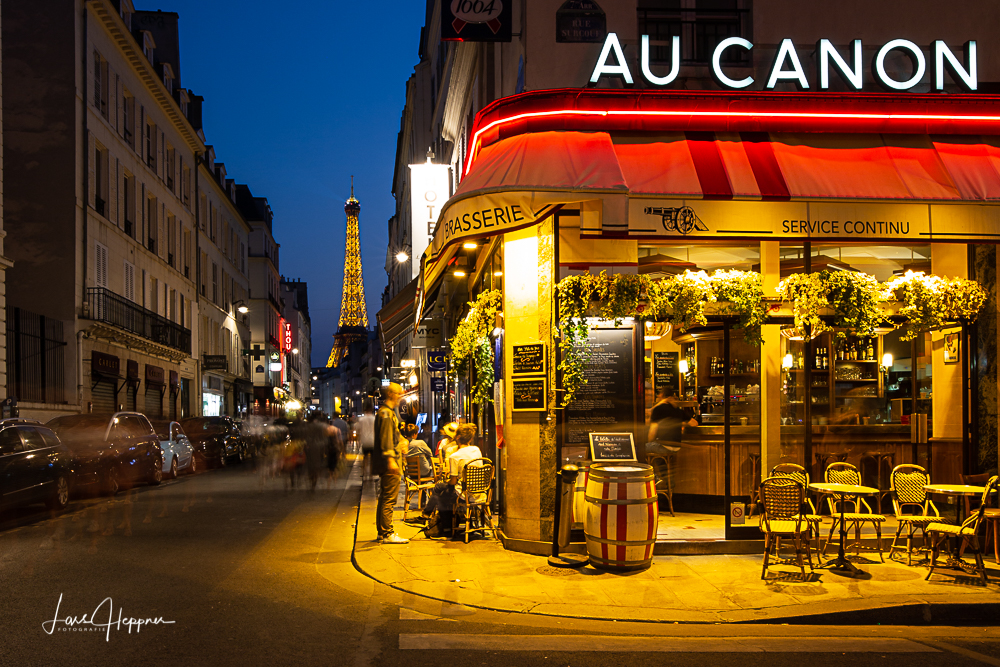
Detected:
left=884, top=271, right=987, bottom=340
left=709, top=270, right=766, bottom=346
left=775, top=272, right=829, bottom=336
left=449, top=289, right=502, bottom=419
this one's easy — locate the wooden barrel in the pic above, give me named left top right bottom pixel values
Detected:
left=584, top=463, right=657, bottom=571
left=570, top=463, right=591, bottom=530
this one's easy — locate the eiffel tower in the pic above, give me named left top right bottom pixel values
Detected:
left=327, top=179, right=370, bottom=367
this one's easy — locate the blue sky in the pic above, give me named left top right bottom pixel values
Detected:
left=163, top=1, right=425, bottom=367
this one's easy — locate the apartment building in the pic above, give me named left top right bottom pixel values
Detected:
left=197, top=147, right=252, bottom=417
left=280, top=278, right=311, bottom=405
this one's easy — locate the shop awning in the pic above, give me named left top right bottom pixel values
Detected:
left=377, top=277, right=419, bottom=349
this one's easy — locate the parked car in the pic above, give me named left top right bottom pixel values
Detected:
left=180, top=416, right=249, bottom=467
left=47, top=412, right=163, bottom=495
left=0, top=419, right=75, bottom=511
left=150, top=420, right=196, bottom=478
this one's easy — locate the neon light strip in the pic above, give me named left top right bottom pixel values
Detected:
left=464, top=107, right=1000, bottom=175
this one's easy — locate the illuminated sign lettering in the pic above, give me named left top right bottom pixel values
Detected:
left=408, top=160, right=451, bottom=279
left=590, top=33, right=978, bottom=92
left=282, top=320, right=293, bottom=352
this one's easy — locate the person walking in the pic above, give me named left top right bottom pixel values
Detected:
left=374, top=383, right=408, bottom=544
left=356, top=403, right=376, bottom=480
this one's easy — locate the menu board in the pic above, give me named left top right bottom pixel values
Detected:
left=653, top=351, right=679, bottom=393
left=588, top=433, right=637, bottom=462
left=512, top=343, right=545, bottom=375
left=564, top=327, right=636, bottom=446
left=512, top=377, right=546, bottom=411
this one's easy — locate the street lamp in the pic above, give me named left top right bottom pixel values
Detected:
left=291, top=348, right=299, bottom=355
left=234, top=300, right=249, bottom=315
left=395, top=251, right=409, bottom=263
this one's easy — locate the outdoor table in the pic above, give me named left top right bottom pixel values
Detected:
left=809, top=482, right=879, bottom=576
left=923, top=484, right=993, bottom=561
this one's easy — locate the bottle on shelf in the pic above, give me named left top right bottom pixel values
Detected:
left=866, top=339, right=874, bottom=361
left=822, top=348, right=829, bottom=370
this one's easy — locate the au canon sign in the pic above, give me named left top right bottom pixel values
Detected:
left=591, top=34, right=977, bottom=92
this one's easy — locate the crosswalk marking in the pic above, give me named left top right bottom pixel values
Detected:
left=399, top=634, right=938, bottom=653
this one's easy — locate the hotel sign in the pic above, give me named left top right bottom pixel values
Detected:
left=408, top=161, right=451, bottom=280
left=591, top=34, right=977, bottom=91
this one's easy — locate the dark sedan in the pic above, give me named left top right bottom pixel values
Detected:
left=180, top=416, right=250, bottom=467
left=47, top=412, right=163, bottom=495
left=0, top=419, right=75, bottom=511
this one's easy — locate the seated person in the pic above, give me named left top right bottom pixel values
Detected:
left=404, top=423, right=435, bottom=479
left=409, top=424, right=483, bottom=525
left=645, top=386, right=698, bottom=460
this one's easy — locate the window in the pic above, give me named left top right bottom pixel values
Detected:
left=638, top=0, right=751, bottom=66
left=146, top=121, right=157, bottom=170
left=123, top=173, right=134, bottom=236
left=147, top=196, right=158, bottom=254
left=95, top=242, right=109, bottom=288
left=210, top=207, right=217, bottom=242
left=20, top=428, right=47, bottom=452
left=199, top=194, right=207, bottom=231
left=167, top=214, right=176, bottom=267
left=124, top=260, right=135, bottom=302
left=183, top=228, right=192, bottom=278
left=181, top=164, right=191, bottom=206
left=93, top=51, right=108, bottom=117
left=94, top=144, right=108, bottom=216
left=165, top=145, right=175, bottom=190
left=179, top=294, right=186, bottom=327
left=240, top=242, right=246, bottom=274
left=212, top=262, right=218, bottom=304
left=122, top=90, right=135, bottom=147
left=150, top=276, right=159, bottom=313
left=0, top=429, right=22, bottom=454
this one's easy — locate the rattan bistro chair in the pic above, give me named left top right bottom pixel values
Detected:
left=453, top=458, right=498, bottom=543
left=823, top=462, right=887, bottom=561
left=770, top=463, right=824, bottom=555
left=926, top=476, right=999, bottom=584
left=759, top=476, right=814, bottom=578
left=889, top=464, right=941, bottom=565
left=403, top=455, right=436, bottom=520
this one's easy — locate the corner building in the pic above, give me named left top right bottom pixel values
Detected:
left=399, top=0, right=1000, bottom=553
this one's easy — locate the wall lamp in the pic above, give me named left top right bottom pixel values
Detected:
left=234, top=300, right=250, bottom=315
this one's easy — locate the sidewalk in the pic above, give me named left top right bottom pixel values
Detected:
left=347, top=473, right=1000, bottom=624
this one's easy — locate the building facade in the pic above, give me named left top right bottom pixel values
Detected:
left=389, top=0, right=1000, bottom=552
left=280, top=277, right=311, bottom=405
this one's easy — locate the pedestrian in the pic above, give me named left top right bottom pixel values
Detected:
left=356, top=402, right=376, bottom=480
left=374, top=383, right=408, bottom=544
left=330, top=410, right=350, bottom=451
left=302, top=412, right=328, bottom=492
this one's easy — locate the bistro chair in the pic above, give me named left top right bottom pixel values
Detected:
left=648, top=454, right=675, bottom=517
left=823, top=462, right=886, bottom=561
left=453, top=458, right=498, bottom=543
left=759, top=476, right=813, bottom=579
left=770, top=463, right=824, bottom=556
left=403, top=455, right=436, bottom=520
left=888, top=464, right=941, bottom=565
left=926, top=476, right=999, bottom=584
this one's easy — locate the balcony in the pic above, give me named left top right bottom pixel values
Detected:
left=85, top=287, right=191, bottom=355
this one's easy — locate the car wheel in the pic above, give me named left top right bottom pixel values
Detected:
left=47, top=476, right=70, bottom=511
left=150, top=462, right=163, bottom=486
left=188, top=456, right=198, bottom=475
left=169, top=457, right=178, bottom=479
left=104, top=467, right=120, bottom=496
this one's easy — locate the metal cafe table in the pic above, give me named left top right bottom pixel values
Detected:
left=809, top=482, right=880, bottom=576
left=923, top=483, right=993, bottom=561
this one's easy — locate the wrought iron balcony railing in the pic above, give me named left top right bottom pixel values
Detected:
left=85, top=287, right=191, bottom=355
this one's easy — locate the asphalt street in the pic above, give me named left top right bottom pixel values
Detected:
left=1, top=456, right=999, bottom=667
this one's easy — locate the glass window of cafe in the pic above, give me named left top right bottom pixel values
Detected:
left=639, top=243, right=762, bottom=514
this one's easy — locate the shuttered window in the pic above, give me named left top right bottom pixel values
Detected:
left=124, top=261, right=135, bottom=302
left=95, top=242, right=109, bottom=288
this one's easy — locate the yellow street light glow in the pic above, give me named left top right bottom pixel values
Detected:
left=237, top=305, right=249, bottom=314
left=453, top=270, right=467, bottom=278
left=395, top=251, right=409, bottom=262
left=291, top=348, right=299, bottom=355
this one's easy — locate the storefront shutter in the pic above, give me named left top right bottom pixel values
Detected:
left=144, top=386, right=162, bottom=418
left=91, top=380, right=115, bottom=414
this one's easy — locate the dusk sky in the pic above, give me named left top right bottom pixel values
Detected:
left=164, top=0, right=425, bottom=368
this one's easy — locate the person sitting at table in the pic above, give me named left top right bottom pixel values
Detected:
left=645, top=386, right=698, bottom=460
left=407, top=424, right=483, bottom=528
left=404, top=423, right=435, bottom=479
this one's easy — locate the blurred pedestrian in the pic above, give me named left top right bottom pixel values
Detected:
left=374, top=383, right=408, bottom=544
left=356, top=402, right=376, bottom=480
left=302, top=412, right=328, bottom=492
left=330, top=410, right=350, bottom=452
left=326, top=415, right=344, bottom=488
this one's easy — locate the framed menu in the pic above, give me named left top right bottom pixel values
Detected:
left=588, top=432, right=637, bottom=462
left=512, top=377, right=546, bottom=411
left=653, top=351, right=679, bottom=393
left=564, top=327, right=637, bottom=446
left=512, top=343, right=545, bottom=376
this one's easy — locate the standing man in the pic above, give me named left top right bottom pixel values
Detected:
left=374, top=383, right=408, bottom=544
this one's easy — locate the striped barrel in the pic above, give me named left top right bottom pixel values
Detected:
left=570, top=463, right=591, bottom=530
left=584, top=463, right=656, bottom=571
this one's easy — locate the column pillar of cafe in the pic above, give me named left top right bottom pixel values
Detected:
left=501, top=218, right=557, bottom=542
left=759, top=241, right=783, bottom=482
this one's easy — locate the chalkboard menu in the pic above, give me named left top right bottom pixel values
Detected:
left=512, top=377, right=546, bottom=411
left=564, top=327, right=636, bottom=446
left=653, top=351, right=679, bottom=393
left=588, top=432, right=637, bottom=462
left=512, top=343, right=545, bottom=375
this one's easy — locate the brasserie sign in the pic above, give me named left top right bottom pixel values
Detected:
left=591, top=34, right=977, bottom=91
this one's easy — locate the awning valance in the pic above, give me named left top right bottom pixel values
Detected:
left=376, top=277, right=418, bottom=349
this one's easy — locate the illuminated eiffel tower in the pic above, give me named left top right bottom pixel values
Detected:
left=327, top=179, right=370, bottom=368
